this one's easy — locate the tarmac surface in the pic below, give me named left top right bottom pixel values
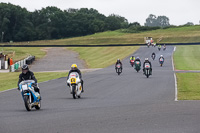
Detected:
left=30, top=48, right=86, bottom=72
left=1, top=46, right=200, bottom=133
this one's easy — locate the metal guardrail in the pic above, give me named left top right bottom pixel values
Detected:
left=0, top=42, right=200, bottom=47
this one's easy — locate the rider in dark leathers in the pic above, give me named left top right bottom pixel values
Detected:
left=151, top=52, right=156, bottom=60
left=135, top=56, right=141, bottom=62
left=67, top=64, right=84, bottom=92
left=17, top=64, right=40, bottom=93
left=115, top=59, right=123, bottom=72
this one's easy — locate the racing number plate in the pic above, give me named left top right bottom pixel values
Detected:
left=70, top=78, right=76, bottom=84
left=22, top=85, right=28, bottom=90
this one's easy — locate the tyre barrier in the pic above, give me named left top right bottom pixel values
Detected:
left=26, top=56, right=35, bottom=65
left=10, top=55, right=35, bottom=72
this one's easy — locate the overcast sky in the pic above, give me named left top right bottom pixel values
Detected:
left=1, top=0, right=200, bottom=25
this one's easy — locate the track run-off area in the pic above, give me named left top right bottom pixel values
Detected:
left=1, top=46, right=200, bottom=133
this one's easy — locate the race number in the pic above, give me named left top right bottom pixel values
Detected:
left=70, top=78, right=76, bottom=84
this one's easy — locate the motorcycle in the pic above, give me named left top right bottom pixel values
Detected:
left=159, top=58, right=164, bottom=67
left=19, top=80, right=41, bottom=111
left=163, top=47, right=166, bottom=51
left=158, top=47, right=161, bottom=51
left=67, top=72, right=82, bottom=99
left=116, top=64, right=122, bottom=75
left=134, top=61, right=141, bottom=72
left=130, top=59, right=135, bottom=67
left=147, top=43, right=150, bottom=48
left=144, top=63, right=151, bottom=78
left=152, top=54, right=156, bottom=60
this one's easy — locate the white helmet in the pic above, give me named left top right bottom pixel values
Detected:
left=160, top=55, right=163, bottom=57
left=145, top=58, right=149, bottom=61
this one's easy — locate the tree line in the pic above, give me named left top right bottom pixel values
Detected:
left=0, top=3, right=174, bottom=42
left=0, top=3, right=129, bottom=42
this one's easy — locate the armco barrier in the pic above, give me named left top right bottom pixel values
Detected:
left=0, top=43, right=200, bottom=47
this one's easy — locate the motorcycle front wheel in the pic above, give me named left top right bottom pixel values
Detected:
left=72, top=85, right=77, bottom=99
left=35, top=100, right=41, bottom=110
left=24, top=96, right=31, bottom=111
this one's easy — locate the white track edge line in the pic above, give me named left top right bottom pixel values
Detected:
left=172, top=46, right=178, bottom=101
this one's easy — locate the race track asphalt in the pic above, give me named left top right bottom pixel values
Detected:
left=1, top=46, right=200, bottom=133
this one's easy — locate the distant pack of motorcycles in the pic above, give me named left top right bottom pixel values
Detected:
left=115, top=44, right=166, bottom=79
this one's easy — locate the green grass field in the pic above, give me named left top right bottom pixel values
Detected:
left=177, top=73, right=200, bottom=100
left=0, top=72, right=67, bottom=92
left=174, top=45, right=200, bottom=70
left=68, top=46, right=139, bottom=68
left=174, top=45, right=200, bottom=100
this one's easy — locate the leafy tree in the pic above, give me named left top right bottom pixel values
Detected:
left=145, top=14, right=157, bottom=27
left=0, top=3, right=130, bottom=42
left=145, top=14, right=170, bottom=27
left=157, top=16, right=170, bottom=27
left=184, top=22, right=194, bottom=26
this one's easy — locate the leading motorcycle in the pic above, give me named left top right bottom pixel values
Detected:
left=19, top=80, right=41, bottom=111
left=67, top=72, right=82, bottom=99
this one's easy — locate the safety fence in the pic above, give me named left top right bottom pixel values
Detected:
left=0, top=42, right=200, bottom=47
left=10, top=55, right=35, bottom=72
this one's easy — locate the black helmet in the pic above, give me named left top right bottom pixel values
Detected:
left=22, top=64, right=29, bottom=74
left=22, top=64, right=29, bottom=70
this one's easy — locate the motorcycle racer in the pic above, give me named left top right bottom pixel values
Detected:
left=67, top=64, right=84, bottom=92
left=17, top=64, right=40, bottom=93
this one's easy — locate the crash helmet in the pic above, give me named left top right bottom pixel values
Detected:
left=71, top=64, right=78, bottom=70
left=145, top=58, right=149, bottom=61
left=22, top=64, right=29, bottom=74
left=136, top=56, right=140, bottom=59
left=160, top=55, right=163, bottom=57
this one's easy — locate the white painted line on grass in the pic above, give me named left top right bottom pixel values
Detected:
left=172, top=46, right=178, bottom=101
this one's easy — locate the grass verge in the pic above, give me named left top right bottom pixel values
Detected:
left=0, top=72, right=67, bottom=92
left=1, top=47, right=46, bottom=61
left=68, top=46, right=139, bottom=68
left=173, top=45, right=200, bottom=70
left=177, top=73, right=200, bottom=100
